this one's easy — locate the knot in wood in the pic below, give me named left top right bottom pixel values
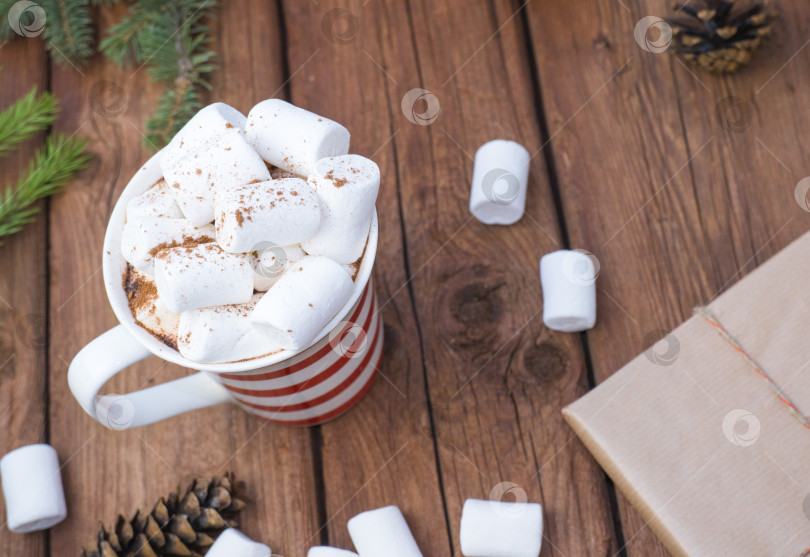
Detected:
left=518, top=341, right=568, bottom=385
left=450, top=282, right=502, bottom=325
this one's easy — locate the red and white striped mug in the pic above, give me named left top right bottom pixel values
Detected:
left=68, top=152, right=382, bottom=429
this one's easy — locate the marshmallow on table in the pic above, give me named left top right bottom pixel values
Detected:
left=308, top=548, right=359, bottom=557
left=158, top=102, right=248, bottom=170
left=251, top=255, right=354, bottom=350
left=154, top=243, right=254, bottom=313
left=347, top=505, right=423, bottom=557
left=539, top=249, right=597, bottom=332
left=178, top=294, right=282, bottom=363
left=126, top=179, right=184, bottom=220
left=163, top=129, right=271, bottom=226
left=301, top=155, right=380, bottom=264
left=121, top=216, right=215, bottom=275
left=246, top=99, right=350, bottom=177
left=216, top=178, right=321, bottom=252
left=0, top=444, right=67, bottom=533
left=254, top=244, right=306, bottom=292
left=459, top=499, right=543, bottom=557
left=207, top=528, right=271, bottom=557
left=469, top=139, right=530, bottom=225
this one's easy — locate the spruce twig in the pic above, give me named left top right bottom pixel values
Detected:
left=100, top=0, right=168, bottom=66
left=0, top=135, right=92, bottom=243
left=0, top=88, right=58, bottom=157
left=42, top=0, right=94, bottom=66
left=0, top=0, right=20, bottom=40
left=101, top=0, right=217, bottom=150
left=1, top=0, right=218, bottom=145
left=0, top=0, right=94, bottom=66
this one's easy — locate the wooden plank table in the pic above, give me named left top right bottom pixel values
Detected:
left=0, top=0, right=808, bottom=555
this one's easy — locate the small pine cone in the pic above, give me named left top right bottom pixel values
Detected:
left=80, top=473, right=247, bottom=557
left=666, top=0, right=774, bottom=73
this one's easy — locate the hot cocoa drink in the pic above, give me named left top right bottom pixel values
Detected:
left=120, top=100, right=377, bottom=364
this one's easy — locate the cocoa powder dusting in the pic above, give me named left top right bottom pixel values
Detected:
left=324, top=169, right=347, bottom=188
left=124, top=264, right=157, bottom=311
left=123, top=264, right=178, bottom=350
left=155, top=333, right=178, bottom=351
left=148, top=234, right=215, bottom=258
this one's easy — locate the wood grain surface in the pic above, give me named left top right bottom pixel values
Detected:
left=524, top=0, right=810, bottom=555
left=0, top=33, right=48, bottom=557
left=0, top=0, right=808, bottom=555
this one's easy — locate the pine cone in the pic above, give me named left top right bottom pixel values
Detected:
left=667, top=0, right=774, bottom=73
left=81, top=473, right=247, bottom=557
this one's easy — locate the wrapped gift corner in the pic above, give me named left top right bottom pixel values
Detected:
left=563, top=230, right=810, bottom=557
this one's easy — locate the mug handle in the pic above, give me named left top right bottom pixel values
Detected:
left=68, top=325, right=231, bottom=429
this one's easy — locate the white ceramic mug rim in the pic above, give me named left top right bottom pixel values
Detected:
left=101, top=150, right=378, bottom=373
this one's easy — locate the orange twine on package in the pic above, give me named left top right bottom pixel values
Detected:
left=694, top=306, right=810, bottom=431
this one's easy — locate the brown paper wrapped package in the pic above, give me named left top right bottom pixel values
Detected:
left=563, top=230, right=810, bottom=557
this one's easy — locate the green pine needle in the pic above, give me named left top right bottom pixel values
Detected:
left=99, top=1, right=164, bottom=66
left=102, top=0, right=217, bottom=150
left=0, top=0, right=94, bottom=66
left=145, top=81, right=200, bottom=149
left=40, top=0, right=95, bottom=66
left=0, top=0, right=19, bottom=41
left=2, top=0, right=217, bottom=147
left=0, top=134, right=92, bottom=243
left=0, top=88, right=58, bottom=157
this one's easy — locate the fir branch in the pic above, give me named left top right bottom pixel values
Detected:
left=0, top=88, right=58, bottom=157
left=102, top=0, right=217, bottom=150
left=99, top=1, right=166, bottom=66
left=0, top=134, right=91, bottom=243
left=0, top=0, right=94, bottom=65
left=40, top=0, right=95, bottom=66
left=145, top=79, right=199, bottom=148
left=0, top=0, right=16, bottom=40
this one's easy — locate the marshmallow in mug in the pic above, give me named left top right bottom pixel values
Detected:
left=301, top=155, right=380, bottom=264
left=251, top=255, right=354, bottom=351
left=469, top=139, right=530, bottom=225
left=216, top=178, right=321, bottom=252
left=0, top=444, right=67, bottom=533
left=246, top=99, right=350, bottom=177
left=163, top=129, right=271, bottom=226
left=125, top=179, right=184, bottom=220
left=539, top=249, right=597, bottom=332
left=129, top=270, right=181, bottom=337
left=206, top=528, right=272, bottom=557
left=308, top=548, right=359, bottom=557
left=270, top=166, right=306, bottom=181
left=254, top=244, right=306, bottom=292
left=178, top=294, right=282, bottom=363
left=343, top=263, right=360, bottom=281
left=120, top=216, right=215, bottom=274
left=347, top=505, right=424, bottom=557
left=154, top=243, right=254, bottom=313
left=459, top=499, right=543, bottom=557
left=158, top=102, right=248, bottom=171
